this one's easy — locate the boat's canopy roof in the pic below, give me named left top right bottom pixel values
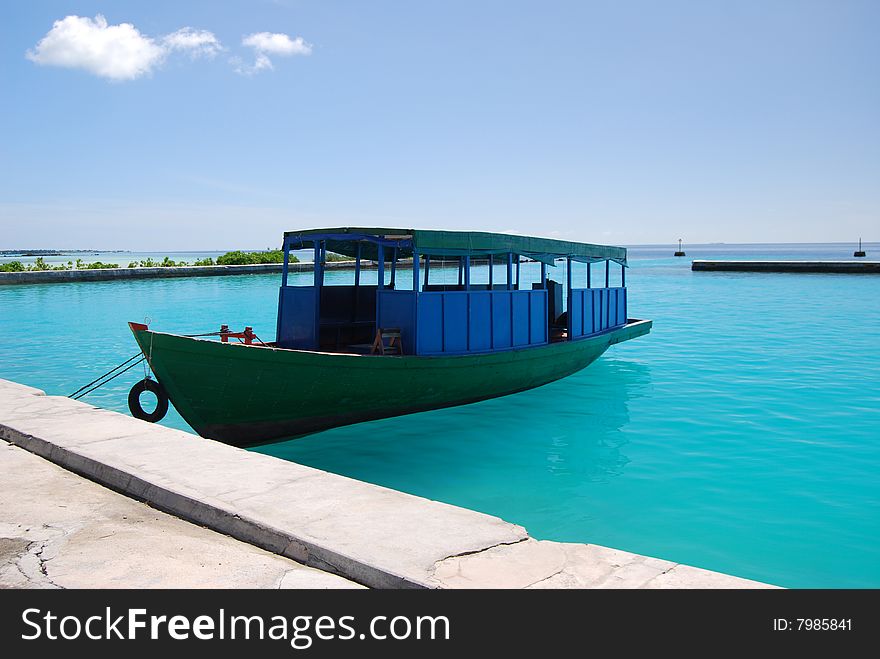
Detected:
left=283, top=227, right=627, bottom=266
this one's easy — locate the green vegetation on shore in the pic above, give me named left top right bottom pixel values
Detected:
left=216, top=250, right=286, bottom=265
left=130, top=250, right=298, bottom=267
left=1, top=250, right=306, bottom=272
left=0, top=257, right=120, bottom=272
left=128, top=256, right=200, bottom=268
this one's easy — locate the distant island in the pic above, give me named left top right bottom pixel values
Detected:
left=0, top=249, right=129, bottom=257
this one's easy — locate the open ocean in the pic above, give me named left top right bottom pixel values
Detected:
left=1, top=242, right=878, bottom=587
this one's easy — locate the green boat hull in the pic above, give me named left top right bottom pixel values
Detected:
left=131, top=319, right=652, bottom=447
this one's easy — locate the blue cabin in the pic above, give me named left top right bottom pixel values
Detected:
left=276, top=228, right=629, bottom=356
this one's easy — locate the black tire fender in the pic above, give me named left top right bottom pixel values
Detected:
left=128, top=378, right=169, bottom=423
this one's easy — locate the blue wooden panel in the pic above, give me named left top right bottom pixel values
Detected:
left=592, top=289, right=599, bottom=332
left=512, top=293, right=530, bottom=346
left=277, top=286, right=317, bottom=349
left=492, top=293, right=512, bottom=349
left=600, top=289, right=608, bottom=331
left=443, top=293, right=469, bottom=352
left=583, top=290, right=594, bottom=335
left=570, top=289, right=583, bottom=337
left=530, top=290, right=547, bottom=343
left=416, top=289, right=546, bottom=355
left=565, top=287, right=627, bottom=340
left=417, top=293, right=443, bottom=354
left=608, top=288, right=617, bottom=329
left=602, top=289, right=609, bottom=330
left=377, top=291, right=416, bottom=354
left=469, top=292, right=492, bottom=352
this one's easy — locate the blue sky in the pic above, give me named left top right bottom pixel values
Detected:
left=1, top=1, right=878, bottom=250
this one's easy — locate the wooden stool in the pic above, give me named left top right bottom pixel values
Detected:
left=371, top=328, right=402, bottom=355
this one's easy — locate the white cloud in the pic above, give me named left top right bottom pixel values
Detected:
left=26, top=14, right=165, bottom=81
left=162, top=28, right=223, bottom=59
left=230, top=53, right=274, bottom=76
left=242, top=32, right=312, bottom=56
left=26, top=15, right=311, bottom=81
left=26, top=15, right=222, bottom=81
left=253, top=54, right=274, bottom=72
left=234, top=31, right=311, bottom=75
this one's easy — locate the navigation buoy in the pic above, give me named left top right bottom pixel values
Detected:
left=128, top=378, right=169, bottom=423
left=674, top=238, right=686, bottom=257
left=854, top=238, right=866, bottom=258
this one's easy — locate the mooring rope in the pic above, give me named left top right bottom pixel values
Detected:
left=67, top=327, right=264, bottom=401
left=68, top=352, right=146, bottom=400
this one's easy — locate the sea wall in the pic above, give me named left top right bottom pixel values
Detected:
left=692, top=260, right=880, bottom=273
left=0, top=260, right=369, bottom=286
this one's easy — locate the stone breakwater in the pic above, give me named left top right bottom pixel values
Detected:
left=692, top=260, right=880, bottom=273
left=0, top=261, right=371, bottom=286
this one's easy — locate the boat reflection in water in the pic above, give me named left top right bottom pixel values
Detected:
left=255, top=356, right=653, bottom=537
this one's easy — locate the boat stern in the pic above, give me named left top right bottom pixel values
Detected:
left=612, top=318, right=652, bottom=345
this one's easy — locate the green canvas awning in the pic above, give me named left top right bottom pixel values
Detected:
left=284, top=228, right=627, bottom=266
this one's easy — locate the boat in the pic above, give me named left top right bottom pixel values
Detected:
left=128, top=228, right=652, bottom=446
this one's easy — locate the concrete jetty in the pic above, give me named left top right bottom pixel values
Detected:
left=692, top=260, right=880, bottom=273
left=0, top=378, right=774, bottom=589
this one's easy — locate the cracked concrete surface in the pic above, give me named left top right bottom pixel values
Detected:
left=0, top=443, right=361, bottom=589
left=428, top=539, right=774, bottom=589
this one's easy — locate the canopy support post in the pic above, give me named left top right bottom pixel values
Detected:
left=506, top=253, right=513, bottom=290
left=281, top=236, right=290, bottom=288
left=313, top=241, right=323, bottom=288
left=566, top=256, right=573, bottom=340
left=412, top=250, right=420, bottom=292
left=377, top=244, right=385, bottom=290
left=376, top=243, right=385, bottom=335
left=313, top=240, right=323, bottom=348
left=351, top=242, right=362, bottom=324
left=605, top=260, right=610, bottom=288
left=390, top=247, right=398, bottom=289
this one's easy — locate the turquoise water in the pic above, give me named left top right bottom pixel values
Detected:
left=1, top=243, right=878, bottom=587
